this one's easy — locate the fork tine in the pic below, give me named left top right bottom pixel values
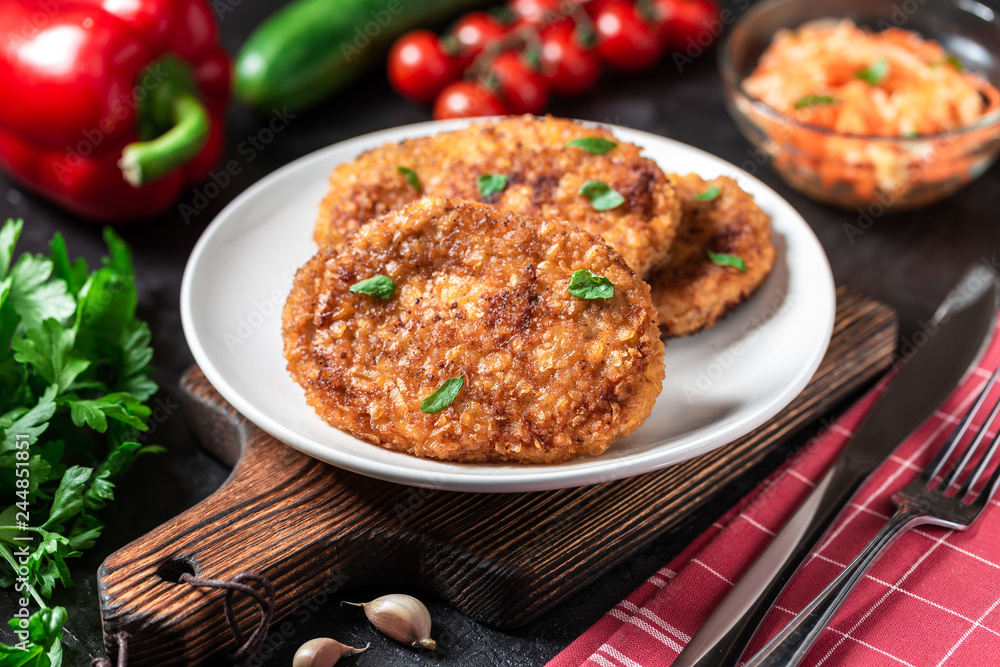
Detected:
left=959, top=392, right=1000, bottom=497
left=925, top=367, right=1000, bottom=484
left=943, top=368, right=1000, bottom=489
left=971, top=435, right=1000, bottom=507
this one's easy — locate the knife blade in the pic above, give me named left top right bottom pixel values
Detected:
left=673, top=265, right=999, bottom=667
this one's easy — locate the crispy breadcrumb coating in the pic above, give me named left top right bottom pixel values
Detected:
left=314, top=115, right=681, bottom=276
left=649, top=174, right=777, bottom=337
left=285, top=198, right=665, bottom=463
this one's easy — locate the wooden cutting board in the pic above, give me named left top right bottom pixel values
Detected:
left=96, top=287, right=897, bottom=665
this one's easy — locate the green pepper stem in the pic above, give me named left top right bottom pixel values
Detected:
left=119, top=92, right=209, bottom=187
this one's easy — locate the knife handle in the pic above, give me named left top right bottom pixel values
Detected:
left=672, top=463, right=861, bottom=667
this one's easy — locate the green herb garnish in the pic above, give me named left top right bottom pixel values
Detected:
left=420, top=376, right=464, bottom=414
left=477, top=174, right=508, bottom=197
left=568, top=269, right=615, bottom=299
left=932, top=54, right=964, bottom=71
left=694, top=186, right=721, bottom=202
left=397, top=166, right=421, bottom=192
left=706, top=249, right=747, bottom=272
left=857, top=58, right=889, bottom=85
left=578, top=181, right=625, bottom=211
left=794, top=94, right=839, bottom=110
left=0, top=220, right=160, bottom=661
left=349, top=275, right=395, bottom=300
left=566, top=137, right=617, bottom=154
left=903, top=130, right=921, bottom=138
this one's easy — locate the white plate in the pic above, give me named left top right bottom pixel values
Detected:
left=181, top=119, right=835, bottom=493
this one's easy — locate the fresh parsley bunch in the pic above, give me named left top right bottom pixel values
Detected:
left=0, top=220, right=160, bottom=666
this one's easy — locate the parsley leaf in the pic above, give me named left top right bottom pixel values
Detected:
left=0, top=386, right=57, bottom=455
left=42, top=466, right=92, bottom=533
left=568, top=269, right=615, bottom=299
left=694, top=186, right=721, bottom=201
left=0, top=219, right=22, bottom=280
left=117, top=320, right=157, bottom=401
left=397, top=166, right=421, bottom=192
left=67, top=392, right=150, bottom=433
left=857, top=58, right=889, bottom=85
left=6, top=254, right=75, bottom=333
left=349, top=275, right=395, bottom=300
left=24, top=530, right=79, bottom=598
left=794, top=94, right=839, bottom=110
left=579, top=181, right=625, bottom=211
left=0, top=219, right=159, bottom=659
left=706, top=249, right=748, bottom=272
left=477, top=174, right=508, bottom=197
left=565, top=137, right=617, bottom=154
left=11, top=320, right=90, bottom=393
left=48, top=234, right=87, bottom=298
left=932, top=54, right=963, bottom=71
left=420, top=377, right=464, bottom=414
left=1, top=606, right=66, bottom=667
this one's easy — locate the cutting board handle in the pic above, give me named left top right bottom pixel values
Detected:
left=96, top=287, right=898, bottom=666
left=96, top=370, right=414, bottom=665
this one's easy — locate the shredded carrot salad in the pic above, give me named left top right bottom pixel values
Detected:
left=736, top=20, right=1000, bottom=209
left=743, top=20, right=1000, bottom=137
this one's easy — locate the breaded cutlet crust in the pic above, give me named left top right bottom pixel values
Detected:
left=648, top=174, right=777, bottom=338
left=314, top=115, right=681, bottom=277
left=284, top=198, right=665, bottom=464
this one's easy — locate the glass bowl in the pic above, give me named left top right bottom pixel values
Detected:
left=720, top=0, right=1000, bottom=211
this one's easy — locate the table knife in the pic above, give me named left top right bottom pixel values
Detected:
left=673, top=266, right=999, bottom=667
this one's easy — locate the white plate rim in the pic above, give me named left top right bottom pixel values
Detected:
left=180, top=118, right=835, bottom=493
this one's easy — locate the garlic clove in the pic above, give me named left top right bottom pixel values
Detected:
left=342, top=594, right=437, bottom=650
left=293, top=637, right=369, bottom=667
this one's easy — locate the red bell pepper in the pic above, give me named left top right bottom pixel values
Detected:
left=0, top=0, right=229, bottom=222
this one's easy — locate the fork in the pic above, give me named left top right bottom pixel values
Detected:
left=742, top=366, right=1000, bottom=667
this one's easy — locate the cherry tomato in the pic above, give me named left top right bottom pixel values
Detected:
left=539, top=23, right=600, bottom=96
left=490, top=51, right=550, bottom=114
left=652, top=0, right=721, bottom=52
left=593, top=0, right=661, bottom=72
left=671, top=0, right=722, bottom=52
left=433, top=81, right=510, bottom=119
left=387, top=30, right=458, bottom=105
left=451, top=12, right=508, bottom=68
left=510, top=0, right=561, bottom=25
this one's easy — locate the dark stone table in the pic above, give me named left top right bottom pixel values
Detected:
left=2, top=0, right=999, bottom=664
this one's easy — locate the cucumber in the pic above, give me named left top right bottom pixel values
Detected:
left=235, top=0, right=483, bottom=112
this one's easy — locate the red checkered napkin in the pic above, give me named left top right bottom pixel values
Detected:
left=548, top=317, right=1000, bottom=667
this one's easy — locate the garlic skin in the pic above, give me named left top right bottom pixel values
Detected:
left=342, top=594, right=437, bottom=650
left=292, top=638, right=368, bottom=667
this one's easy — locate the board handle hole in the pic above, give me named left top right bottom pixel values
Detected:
left=156, top=557, right=196, bottom=583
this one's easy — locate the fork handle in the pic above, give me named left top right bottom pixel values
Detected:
left=743, top=505, right=928, bottom=667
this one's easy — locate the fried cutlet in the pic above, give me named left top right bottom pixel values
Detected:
left=313, top=115, right=681, bottom=277
left=649, top=174, right=777, bottom=337
left=284, top=197, right=665, bottom=464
